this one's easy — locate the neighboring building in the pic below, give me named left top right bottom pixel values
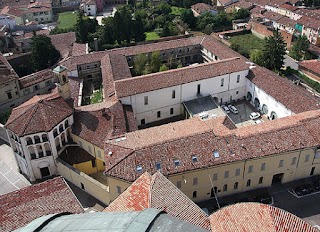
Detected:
left=191, top=3, right=218, bottom=17
left=0, top=177, right=84, bottom=232
left=0, top=14, right=16, bottom=29
left=217, top=0, right=238, bottom=7
left=80, top=0, right=97, bottom=16
left=297, top=16, right=320, bottom=45
left=277, top=3, right=297, bottom=18
left=299, top=59, right=320, bottom=83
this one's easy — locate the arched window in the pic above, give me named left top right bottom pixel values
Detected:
left=36, top=145, right=43, bottom=158
left=59, top=124, right=64, bottom=133
left=270, top=111, right=278, bottom=120
left=42, top=134, right=48, bottom=142
left=28, top=147, right=36, bottom=159
left=34, top=135, right=40, bottom=144
left=26, top=137, right=33, bottom=145
left=223, top=184, right=228, bottom=192
left=247, top=179, right=251, bottom=187
left=53, top=128, right=58, bottom=137
left=246, top=92, right=252, bottom=102
left=44, top=143, right=51, bottom=156
left=261, top=104, right=268, bottom=115
left=193, top=191, right=197, bottom=198
left=234, top=182, right=238, bottom=189
left=64, top=120, right=69, bottom=129
left=254, top=98, right=260, bottom=109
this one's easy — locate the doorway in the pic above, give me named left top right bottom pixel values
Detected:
left=210, top=187, right=217, bottom=198
left=272, top=173, right=283, bottom=185
left=40, top=167, right=50, bottom=178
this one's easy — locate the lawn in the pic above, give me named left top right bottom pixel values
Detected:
left=57, top=11, right=78, bottom=30
left=90, top=88, right=103, bottom=104
left=145, top=31, right=160, bottom=41
left=229, top=33, right=265, bottom=58
left=171, top=6, right=184, bottom=16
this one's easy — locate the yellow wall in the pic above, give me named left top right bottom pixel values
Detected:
left=74, top=160, right=97, bottom=175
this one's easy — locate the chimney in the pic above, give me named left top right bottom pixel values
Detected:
left=94, top=38, right=98, bottom=52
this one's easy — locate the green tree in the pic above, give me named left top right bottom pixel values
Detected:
left=250, top=49, right=264, bottom=66
left=134, top=54, right=148, bottom=76
left=263, top=30, right=286, bottom=71
left=159, top=64, right=169, bottom=71
left=289, top=35, right=310, bottom=61
left=132, top=16, right=146, bottom=42
left=150, top=51, right=161, bottom=73
left=31, top=35, right=60, bottom=71
left=114, top=6, right=133, bottom=44
left=181, top=9, right=197, bottom=29
left=75, top=12, right=98, bottom=43
left=232, top=9, right=250, bottom=20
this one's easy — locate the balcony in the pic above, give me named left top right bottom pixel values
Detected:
left=46, top=151, right=52, bottom=156
left=27, top=140, right=33, bottom=145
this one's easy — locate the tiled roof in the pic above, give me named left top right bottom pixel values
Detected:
left=104, top=110, right=320, bottom=182
left=72, top=101, right=128, bottom=149
left=299, top=59, right=320, bottom=77
left=209, top=203, right=317, bottom=232
left=309, top=44, right=320, bottom=56
left=49, top=32, right=76, bottom=60
left=68, top=76, right=83, bottom=107
left=279, top=3, right=297, bottom=11
left=104, top=172, right=211, bottom=231
left=0, top=5, right=24, bottom=18
left=5, top=93, right=73, bottom=136
left=59, top=146, right=95, bottom=165
left=295, top=8, right=320, bottom=20
left=72, top=43, right=87, bottom=56
left=277, top=16, right=296, bottom=28
left=248, top=66, right=319, bottom=114
left=114, top=57, right=248, bottom=98
left=297, top=16, right=320, bottom=30
left=191, top=3, right=214, bottom=14
left=0, top=54, right=19, bottom=84
left=262, top=11, right=284, bottom=21
left=0, top=177, right=84, bottom=232
left=18, top=69, right=54, bottom=88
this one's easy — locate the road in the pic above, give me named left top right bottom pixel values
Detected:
left=284, top=55, right=298, bottom=70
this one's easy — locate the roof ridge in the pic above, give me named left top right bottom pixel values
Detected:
left=21, top=104, right=39, bottom=136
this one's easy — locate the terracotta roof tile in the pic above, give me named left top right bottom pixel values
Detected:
left=191, top=3, right=214, bottom=14
left=59, top=146, right=95, bottom=165
left=209, top=203, right=317, bottom=232
left=262, top=11, right=284, bottom=21
left=18, top=69, right=54, bottom=88
left=279, top=3, right=297, bottom=11
left=5, top=93, right=73, bottom=136
left=114, top=58, right=248, bottom=98
left=299, top=59, right=320, bottom=76
left=248, top=66, right=320, bottom=113
left=297, top=16, right=320, bottom=30
left=277, top=16, right=296, bottom=28
left=72, top=43, right=87, bottom=56
left=0, top=177, right=84, bottom=232
left=104, top=172, right=211, bottom=230
left=49, top=32, right=76, bottom=60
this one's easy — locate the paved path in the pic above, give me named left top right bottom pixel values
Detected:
left=0, top=139, right=30, bottom=195
left=284, top=55, right=298, bottom=70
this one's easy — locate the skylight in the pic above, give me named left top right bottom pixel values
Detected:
left=136, top=165, right=143, bottom=173
left=155, top=162, right=161, bottom=170
left=192, top=155, right=198, bottom=162
left=213, top=151, right=220, bottom=158
left=174, top=159, right=180, bottom=166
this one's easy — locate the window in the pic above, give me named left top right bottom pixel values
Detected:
left=193, top=177, right=198, bottom=186
left=213, top=151, right=219, bottom=158
left=247, top=179, right=251, bottom=187
left=81, top=183, right=85, bottom=190
left=172, top=90, right=176, bottom=99
left=192, top=155, right=198, bottom=162
left=259, top=177, right=263, bottom=184
left=237, top=75, right=240, bottom=83
left=261, top=163, right=266, bottom=171
left=235, top=168, right=240, bottom=176
left=7, top=92, right=12, bottom=99
left=174, top=159, right=180, bottom=166
left=141, top=119, right=145, bottom=125
left=291, top=157, right=297, bottom=165
left=144, top=96, right=148, bottom=105
left=223, top=184, right=228, bottom=192
left=221, top=78, right=224, bottom=87
left=279, top=160, right=284, bottom=168
left=197, top=84, right=201, bottom=95
left=24, top=88, right=30, bottom=95
left=170, top=108, right=174, bottom=115
left=248, top=165, right=253, bottom=173
left=236, top=91, right=239, bottom=95
left=91, top=159, right=96, bottom=167
left=155, top=162, right=161, bottom=170
left=310, top=167, right=315, bottom=176
left=234, top=182, right=238, bottom=189
left=34, top=85, right=39, bottom=91
left=177, top=181, right=181, bottom=189
left=192, top=191, right=197, bottom=198
left=136, top=165, right=143, bottom=173
left=157, top=111, right=161, bottom=118
left=212, top=173, right=218, bottom=181
left=224, top=171, right=229, bottom=178
left=305, top=154, right=310, bottom=162
left=116, top=186, right=121, bottom=194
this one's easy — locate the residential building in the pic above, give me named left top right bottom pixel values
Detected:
left=298, top=59, right=320, bottom=83
left=80, top=0, right=97, bottom=16
left=191, top=3, right=218, bottom=17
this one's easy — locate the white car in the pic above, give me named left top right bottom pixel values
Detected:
left=228, top=105, right=238, bottom=114
left=221, top=105, right=230, bottom=114
left=250, top=112, right=261, bottom=120
left=254, top=119, right=264, bottom=124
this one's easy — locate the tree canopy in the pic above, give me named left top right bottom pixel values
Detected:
left=75, top=11, right=98, bottom=43
left=31, top=35, right=60, bottom=71
left=289, top=35, right=311, bottom=61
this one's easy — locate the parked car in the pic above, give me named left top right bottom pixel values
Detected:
left=250, top=112, right=261, bottom=120
left=254, top=119, right=264, bottom=124
left=228, top=105, right=238, bottom=114
left=221, top=105, right=230, bottom=114
left=254, top=193, right=273, bottom=205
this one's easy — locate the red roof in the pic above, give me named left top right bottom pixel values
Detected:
left=209, top=203, right=317, bottom=232
left=297, top=16, right=320, bottom=30
left=104, top=172, right=211, bottom=230
left=18, top=69, right=54, bottom=88
left=5, top=93, right=73, bottom=136
left=191, top=3, right=214, bottom=14
left=0, top=177, right=84, bottom=232
left=279, top=3, right=297, bottom=11
left=299, top=59, right=320, bottom=77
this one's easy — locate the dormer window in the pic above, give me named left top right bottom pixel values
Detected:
left=192, top=155, right=198, bottom=162
left=174, top=159, right=180, bottom=166
left=155, top=162, right=161, bottom=170
left=213, top=151, right=219, bottom=158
